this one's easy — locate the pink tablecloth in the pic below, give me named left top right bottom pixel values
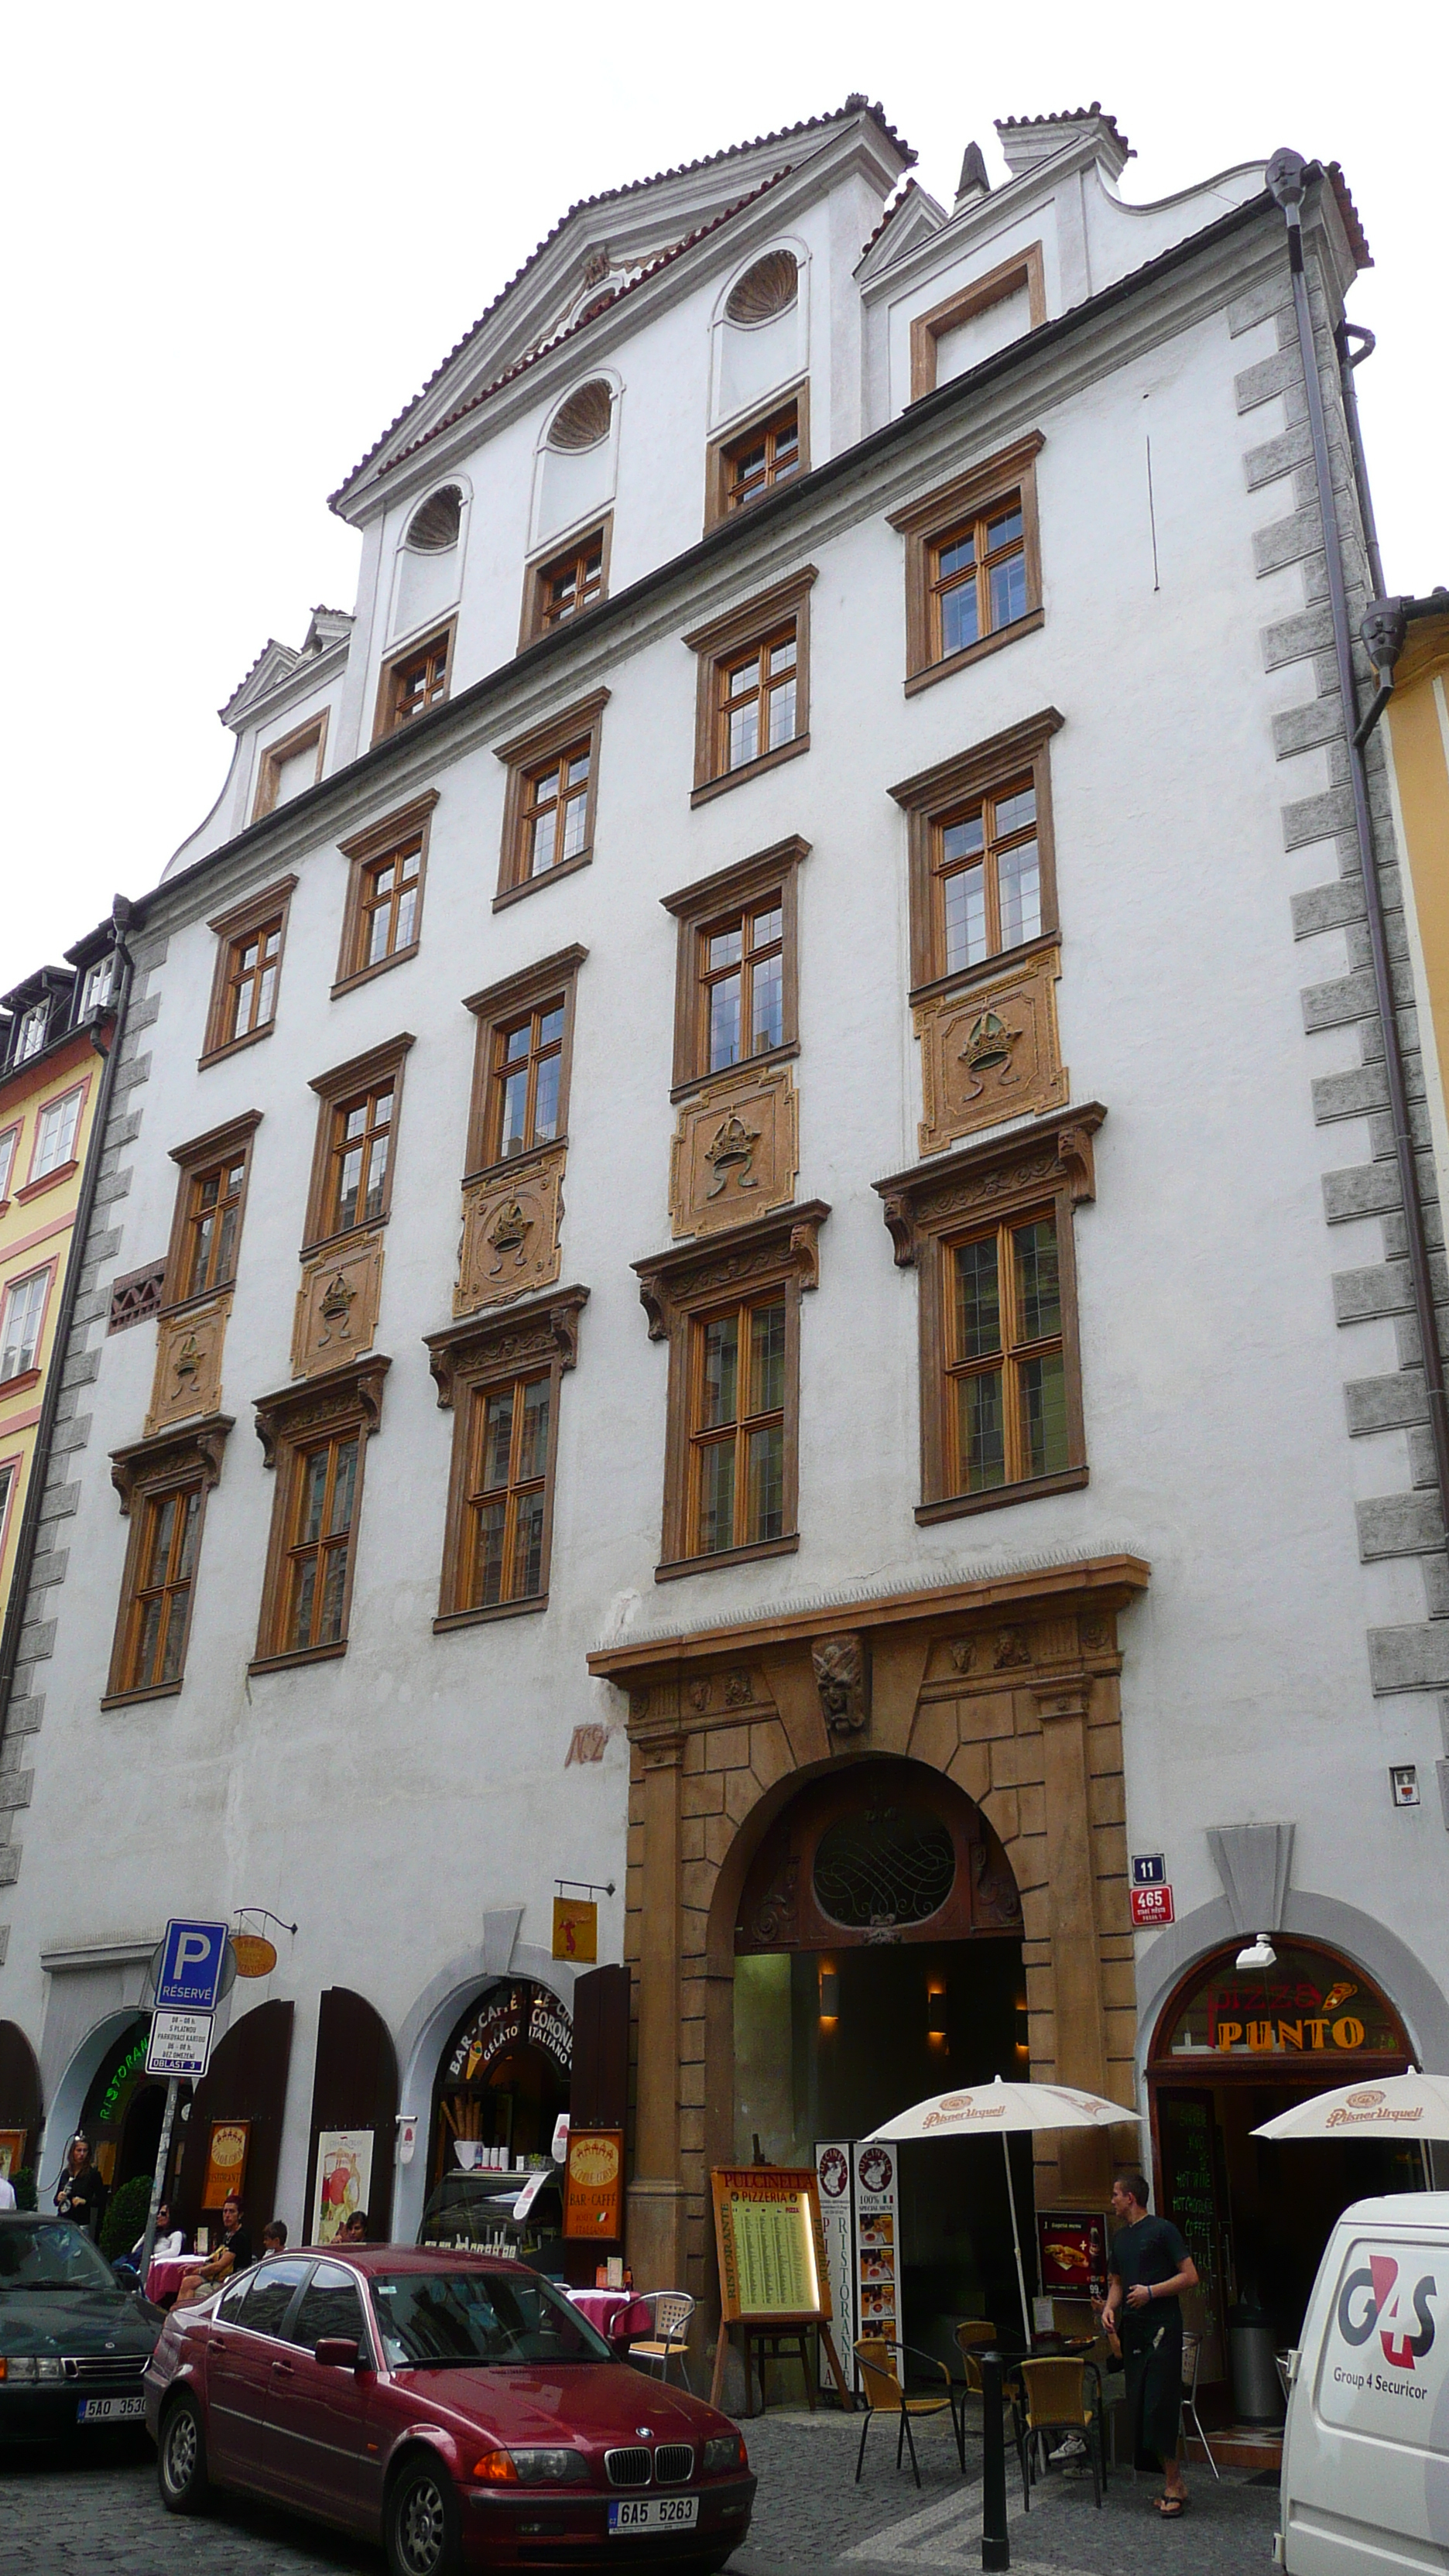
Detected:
left=145, top=2255, right=196, bottom=2304
left=567, top=2288, right=651, bottom=2339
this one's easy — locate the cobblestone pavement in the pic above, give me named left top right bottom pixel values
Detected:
left=0, top=2415, right=1280, bottom=2576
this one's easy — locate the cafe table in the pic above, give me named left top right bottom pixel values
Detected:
left=144, top=2253, right=195, bottom=2306
left=565, top=2287, right=652, bottom=2341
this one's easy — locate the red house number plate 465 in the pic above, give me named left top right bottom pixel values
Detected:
left=1130, top=1885, right=1176, bottom=1927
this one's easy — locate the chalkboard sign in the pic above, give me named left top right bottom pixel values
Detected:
left=711, top=2167, right=831, bottom=2323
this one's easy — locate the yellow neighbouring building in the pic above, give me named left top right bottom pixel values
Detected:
left=0, top=927, right=125, bottom=1642
left=1376, top=592, right=1449, bottom=1212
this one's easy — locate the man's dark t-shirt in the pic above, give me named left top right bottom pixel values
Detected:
left=220, top=2224, right=253, bottom=2273
left=1111, top=2214, right=1188, bottom=2314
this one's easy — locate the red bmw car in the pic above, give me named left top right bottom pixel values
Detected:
left=143, top=2245, right=754, bottom=2574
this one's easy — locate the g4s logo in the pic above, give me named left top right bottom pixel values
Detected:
left=1338, top=2256, right=1437, bottom=2369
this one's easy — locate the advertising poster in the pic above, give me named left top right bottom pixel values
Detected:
left=854, top=2141, right=901, bottom=2349
left=564, top=2129, right=624, bottom=2239
left=1036, top=2210, right=1109, bottom=2302
left=312, top=2129, right=374, bottom=2245
left=0, top=2130, right=25, bottom=2181
left=200, top=2119, right=250, bottom=2211
left=814, top=2142, right=857, bottom=2390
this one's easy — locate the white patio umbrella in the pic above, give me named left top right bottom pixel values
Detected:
left=1253, top=2068, right=1449, bottom=2185
left=863, top=2075, right=1139, bottom=2342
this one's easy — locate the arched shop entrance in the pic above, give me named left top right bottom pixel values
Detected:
left=1149, top=1937, right=1420, bottom=2391
left=77, top=2015, right=185, bottom=2201
left=733, top=1757, right=1028, bottom=2367
left=428, top=1978, right=573, bottom=2194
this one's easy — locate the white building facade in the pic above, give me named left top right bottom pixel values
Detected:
left=0, top=98, right=1438, bottom=2385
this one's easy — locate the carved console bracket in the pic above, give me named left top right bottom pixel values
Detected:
left=633, top=1201, right=830, bottom=1342
left=425, top=1283, right=590, bottom=1410
left=253, top=1355, right=391, bottom=1469
left=873, top=1104, right=1107, bottom=1267
left=813, top=1632, right=870, bottom=1736
left=111, top=1415, right=235, bottom=1516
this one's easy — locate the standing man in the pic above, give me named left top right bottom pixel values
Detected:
left=1101, top=2170, right=1198, bottom=2519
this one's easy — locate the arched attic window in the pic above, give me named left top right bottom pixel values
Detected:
left=546, top=379, right=613, bottom=453
left=725, top=250, right=799, bottom=327
left=406, top=485, right=464, bottom=552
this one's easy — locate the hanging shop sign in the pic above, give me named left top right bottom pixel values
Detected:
left=200, top=2120, right=250, bottom=2211
left=231, top=1934, right=278, bottom=1978
left=552, top=1899, right=598, bottom=1964
left=564, top=2129, right=624, bottom=2239
left=1037, top=2210, right=1109, bottom=2300
left=1158, top=1941, right=1407, bottom=2060
left=445, top=1982, right=573, bottom=2087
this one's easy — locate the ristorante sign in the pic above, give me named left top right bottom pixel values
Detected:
left=447, top=1982, right=573, bottom=2085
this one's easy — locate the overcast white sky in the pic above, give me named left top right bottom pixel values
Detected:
left=2, top=0, right=1442, bottom=983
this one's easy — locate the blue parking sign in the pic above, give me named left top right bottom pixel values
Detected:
left=156, top=1919, right=230, bottom=2012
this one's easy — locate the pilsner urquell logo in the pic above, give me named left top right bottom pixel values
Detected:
left=1338, top=2255, right=1437, bottom=2369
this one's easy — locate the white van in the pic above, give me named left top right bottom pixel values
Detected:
left=1279, top=2192, right=1449, bottom=2571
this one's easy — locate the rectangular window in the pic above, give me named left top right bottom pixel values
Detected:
left=872, top=1108, right=1097, bottom=1522
left=2, top=1269, right=49, bottom=1382
left=0, top=1125, right=19, bottom=1203
left=632, top=1204, right=825, bottom=1578
left=201, top=877, right=296, bottom=1065
left=522, top=521, right=611, bottom=643
left=15, top=1003, right=49, bottom=1064
left=303, top=1038, right=413, bottom=1250
left=79, top=954, right=115, bottom=1018
left=705, top=390, right=809, bottom=529
left=686, top=570, right=815, bottom=804
left=30, top=1084, right=84, bottom=1182
left=495, top=694, right=607, bottom=909
left=252, top=711, right=328, bottom=821
left=663, top=843, right=806, bottom=1094
left=907, top=246, right=1046, bottom=401
left=428, top=1290, right=584, bottom=1629
left=464, top=946, right=585, bottom=1179
left=161, top=1113, right=260, bottom=1311
left=889, top=434, right=1043, bottom=693
left=889, top=711, right=1062, bottom=999
left=689, top=1296, right=786, bottom=1555
left=283, top=1432, right=359, bottom=1653
left=252, top=1360, right=385, bottom=1670
left=334, top=796, right=437, bottom=996
left=118, top=1483, right=203, bottom=1693
left=375, top=623, right=454, bottom=740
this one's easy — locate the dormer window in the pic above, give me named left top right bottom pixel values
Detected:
left=15, top=1002, right=49, bottom=1064
left=375, top=623, right=454, bottom=740
left=79, top=954, right=115, bottom=1018
left=406, top=485, right=464, bottom=553
left=706, top=393, right=808, bottom=529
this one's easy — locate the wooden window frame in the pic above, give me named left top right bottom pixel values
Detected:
left=161, top=1112, right=262, bottom=1314
left=685, top=567, right=817, bottom=807
left=250, top=1357, right=389, bottom=1673
left=19, top=1075, right=90, bottom=1200
left=889, top=434, right=1045, bottom=692
left=200, top=876, right=298, bottom=1067
left=103, top=1416, right=231, bottom=1707
left=704, top=383, right=810, bottom=532
left=251, top=709, right=329, bottom=822
left=662, top=838, right=809, bottom=1098
left=908, top=244, right=1046, bottom=402
left=303, top=1036, right=416, bottom=1255
left=519, top=516, right=613, bottom=647
left=372, top=618, right=457, bottom=743
left=426, top=1285, right=588, bottom=1632
left=494, top=691, right=608, bottom=911
left=873, top=1105, right=1104, bottom=1523
left=632, top=1202, right=827, bottom=1581
left=463, top=945, right=587, bottom=1181
left=333, top=792, right=440, bottom=999
left=889, top=708, right=1064, bottom=1003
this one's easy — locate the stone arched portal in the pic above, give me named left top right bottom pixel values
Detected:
left=587, top=1550, right=1149, bottom=2311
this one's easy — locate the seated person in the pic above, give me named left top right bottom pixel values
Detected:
left=174, top=2195, right=253, bottom=2308
left=262, top=2218, right=287, bottom=2255
left=131, top=2201, right=184, bottom=2263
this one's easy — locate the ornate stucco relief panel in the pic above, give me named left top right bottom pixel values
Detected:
left=914, top=944, right=1067, bottom=1156
left=146, top=1295, right=232, bottom=1437
left=454, top=1146, right=567, bottom=1317
left=291, top=1231, right=385, bottom=1378
left=668, top=1063, right=799, bottom=1240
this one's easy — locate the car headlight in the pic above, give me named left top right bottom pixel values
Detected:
left=509, top=2448, right=590, bottom=2485
left=704, top=2432, right=748, bottom=2474
left=2, top=2358, right=62, bottom=2384
left=2, top=2358, right=35, bottom=2382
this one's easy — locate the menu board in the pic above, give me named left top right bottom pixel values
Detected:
left=712, top=2167, right=829, bottom=2321
left=815, top=2143, right=856, bottom=2378
left=854, top=2142, right=900, bottom=2345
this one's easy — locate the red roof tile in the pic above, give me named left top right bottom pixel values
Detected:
left=1327, top=161, right=1372, bottom=269
left=996, top=101, right=1133, bottom=159
left=858, top=177, right=926, bottom=263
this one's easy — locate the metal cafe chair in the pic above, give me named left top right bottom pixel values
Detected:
left=628, top=2290, right=696, bottom=2389
left=1016, top=2357, right=1106, bottom=2509
left=1181, top=2329, right=1219, bottom=2480
left=954, top=2322, right=1029, bottom=2503
left=853, top=2337, right=964, bottom=2488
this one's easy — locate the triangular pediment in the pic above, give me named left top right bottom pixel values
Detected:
left=855, top=179, right=948, bottom=281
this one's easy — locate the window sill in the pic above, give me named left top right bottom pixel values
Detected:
left=0, top=1368, right=42, bottom=1401
left=434, top=1594, right=550, bottom=1632
left=199, top=1022, right=275, bottom=1072
left=16, top=1159, right=79, bottom=1203
left=464, top=1134, right=569, bottom=1190
left=297, top=1213, right=389, bottom=1262
left=101, top=1680, right=184, bottom=1711
left=670, top=1041, right=800, bottom=1107
left=492, top=850, right=593, bottom=914
left=248, top=1641, right=349, bottom=1676
left=903, top=605, right=1043, bottom=698
left=331, top=942, right=421, bottom=1002
left=908, top=929, right=1061, bottom=1012
left=915, top=1464, right=1088, bottom=1524
left=158, top=1282, right=236, bottom=1322
left=690, top=733, right=809, bottom=810
left=656, top=1531, right=799, bottom=1584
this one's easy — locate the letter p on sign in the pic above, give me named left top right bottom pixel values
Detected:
left=156, top=1919, right=230, bottom=2012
